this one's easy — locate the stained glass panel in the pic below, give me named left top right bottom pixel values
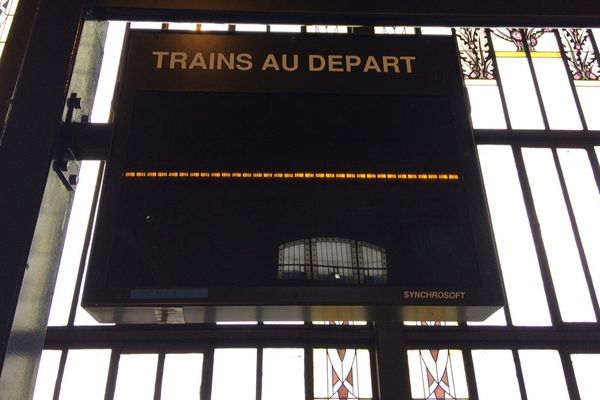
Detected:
left=313, top=348, right=373, bottom=399
left=407, top=349, right=468, bottom=399
left=0, top=0, right=18, bottom=58
left=490, top=31, right=545, bottom=129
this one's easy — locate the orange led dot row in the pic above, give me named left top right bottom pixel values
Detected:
left=124, top=171, right=460, bottom=181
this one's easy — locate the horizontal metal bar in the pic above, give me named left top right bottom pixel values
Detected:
left=89, top=1, right=600, bottom=27
left=43, top=324, right=600, bottom=351
left=474, top=129, right=600, bottom=147
left=43, top=324, right=374, bottom=349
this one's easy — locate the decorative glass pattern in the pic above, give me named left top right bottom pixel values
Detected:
left=314, top=347, right=373, bottom=400
left=456, top=28, right=495, bottom=79
left=408, top=349, right=468, bottom=399
left=492, top=28, right=552, bottom=52
left=559, top=29, right=600, bottom=81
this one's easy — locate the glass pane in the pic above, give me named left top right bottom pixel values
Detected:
left=532, top=57, right=582, bottom=129
left=407, top=349, right=468, bottom=399
left=269, top=24, right=302, bottom=33
left=466, top=83, right=507, bottom=129
left=235, top=24, right=267, bottom=32
left=519, top=350, right=569, bottom=400
left=161, top=353, right=203, bottom=400
left=571, top=354, right=600, bottom=400
left=477, top=145, right=551, bottom=326
left=59, top=349, right=111, bottom=400
left=467, top=307, right=507, bottom=326
left=306, top=26, right=348, bottom=34
left=374, top=26, right=416, bottom=35
left=421, top=27, right=452, bottom=35
left=262, top=349, right=304, bottom=400
left=130, top=21, right=163, bottom=30
left=212, top=349, right=257, bottom=400
left=168, top=22, right=198, bottom=31
left=113, top=354, right=158, bottom=400
left=558, top=149, right=600, bottom=308
left=32, top=350, right=62, bottom=400
left=494, top=56, right=545, bottom=129
left=472, top=350, right=521, bottom=399
left=523, top=148, right=596, bottom=322
left=48, top=161, right=101, bottom=326
left=200, top=23, right=229, bottom=31
left=314, top=349, right=373, bottom=399
left=575, top=85, right=600, bottom=130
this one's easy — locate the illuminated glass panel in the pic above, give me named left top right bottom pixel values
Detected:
left=168, top=22, right=198, bottom=31
left=59, top=349, right=111, bottom=400
left=235, top=23, right=267, bottom=32
left=571, top=354, right=600, bottom=400
left=519, top=350, right=569, bottom=399
left=407, top=349, right=469, bottom=399
left=529, top=32, right=582, bottom=130
left=557, top=149, right=600, bottom=307
left=472, top=350, right=521, bottom=399
left=523, top=148, right=596, bottom=322
left=456, top=28, right=507, bottom=129
left=314, top=348, right=373, bottom=400
left=113, top=354, right=158, bottom=400
left=262, top=349, right=304, bottom=400
left=32, top=350, right=61, bottom=400
left=161, top=353, right=204, bottom=400
left=212, top=349, right=257, bottom=400
left=491, top=29, right=545, bottom=129
left=374, top=26, right=416, bottom=35
left=559, top=29, right=600, bottom=130
left=477, top=145, right=550, bottom=326
left=306, top=25, right=348, bottom=34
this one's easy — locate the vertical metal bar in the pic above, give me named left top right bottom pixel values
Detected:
left=511, top=146, right=561, bottom=326
left=374, top=322, right=411, bottom=400
left=67, top=161, right=105, bottom=326
left=559, top=349, right=581, bottom=400
left=521, top=28, right=550, bottom=130
left=153, top=352, right=165, bottom=400
left=554, top=29, right=589, bottom=131
left=304, top=346, right=313, bottom=400
left=512, top=349, right=529, bottom=400
left=368, top=343, right=379, bottom=400
left=104, top=351, right=120, bottom=400
left=485, top=29, right=513, bottom=129
left=462, top=349, right=479, bottom=400
left=552, top=148, right=600, bottom=320
left=51, top=350, right=67, bottom=400
left=256, top=347, right=263, bottom=400
left=200, top=348, right=214, bottom=400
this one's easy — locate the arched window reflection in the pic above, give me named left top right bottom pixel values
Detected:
left=278, top=238, right=387, bottom=285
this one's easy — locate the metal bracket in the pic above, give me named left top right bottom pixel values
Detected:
left=53, top=93, right=86, bottom=191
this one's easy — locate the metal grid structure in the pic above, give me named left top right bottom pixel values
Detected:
left=12, top=20, right=600, bottom=400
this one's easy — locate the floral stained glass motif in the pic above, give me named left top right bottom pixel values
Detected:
left=456, top=28, right=495, bottom=80
left=492, top=28, right=553, bottom=52
left=558, top=29, right=600, bottom=81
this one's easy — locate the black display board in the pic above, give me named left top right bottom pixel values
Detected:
left=82, top=31, right=504, bottom=323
